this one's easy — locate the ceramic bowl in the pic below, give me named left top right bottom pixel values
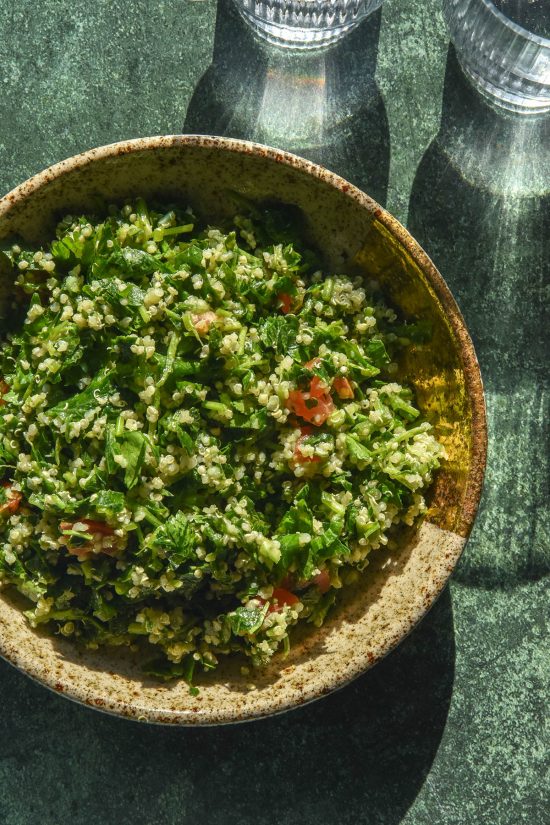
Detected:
left=0, top=136, right=486, bottom=724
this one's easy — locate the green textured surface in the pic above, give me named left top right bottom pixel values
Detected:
left=0, top=0, right=548, bottom=823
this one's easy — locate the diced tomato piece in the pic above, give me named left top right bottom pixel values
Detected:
left=304, top=359, right=330, bottom=395
left=310, top=375, right=331, bottom=396
left=332, top=376, right=354, bottom=399
left=286, top=380, right=335, bottom=426
left=59, top=521, right=74, bottom=534
left=0, top=380, right=8, bottom=407
left=269, top=588, right=300, bottom=612
left=286, top=390, right=334, bottom=426
left=191, top=310, right=217, bottom=335
left=294, top=426, right=321, bottom=464
left=286, top=355, right=335, bottom=426
left=83, top=519, right=115, bottom=536
left=278, top=293, right=292, bottom=314
left=0, top=483, right=22, bottom=515
left=313, top=570, right=331, bottom=593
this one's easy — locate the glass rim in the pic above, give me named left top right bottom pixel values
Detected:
left=481, top=0, right=550, bottom=48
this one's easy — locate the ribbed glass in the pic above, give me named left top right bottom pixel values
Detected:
left=443, top=0, right=550, bottom=114
left=233, top=0, right=383, bottom=48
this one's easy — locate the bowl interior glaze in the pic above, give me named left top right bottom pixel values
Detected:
left=0, top=136, right=486, bottom=724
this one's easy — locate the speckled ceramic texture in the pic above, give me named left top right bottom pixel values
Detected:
left=0, top=136, right=486, bottom=725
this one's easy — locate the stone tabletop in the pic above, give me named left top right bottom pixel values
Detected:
left=0, top=1, right=548, bottom=823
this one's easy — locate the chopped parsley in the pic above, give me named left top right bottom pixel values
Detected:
left=0, top=200, right=443, bottom=690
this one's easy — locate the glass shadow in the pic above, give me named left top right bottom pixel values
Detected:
left=408, top=46, right=550, bottom=589
left=184, top=0, right=390, bottom=206
left=0, top=588, right=455, bottom=825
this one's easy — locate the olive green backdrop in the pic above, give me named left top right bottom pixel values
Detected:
left=0, top=1, right=548, bottom=823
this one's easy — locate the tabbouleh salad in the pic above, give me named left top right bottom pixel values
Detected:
left=0, top=199, right=443, bottom=691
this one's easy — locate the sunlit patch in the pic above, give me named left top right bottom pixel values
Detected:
left=255, top=57, right=328, bottom=150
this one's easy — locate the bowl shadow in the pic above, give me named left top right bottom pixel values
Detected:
left=0, top=585, right=455, bottom=825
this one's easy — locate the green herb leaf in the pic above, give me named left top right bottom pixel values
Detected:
left=148, top=512, right=195, bottom=569
left=228, top=604, right=268, bottom=636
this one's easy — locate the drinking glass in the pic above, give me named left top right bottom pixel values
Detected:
left=443, top=0, right=550, bottom=114
left=232, top=0, right=383, bottom=49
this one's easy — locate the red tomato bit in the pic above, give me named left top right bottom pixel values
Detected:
left=286, top=379, right=335, bottom=426
left=278, top=293, right=293, bottom=314
left=0, top=483, right=22, bottom=515
left=269, top=588, right=300, bottom=612
left=313, top=570, right=331, bottom=593
left=60, top=519, right=117, bottom=560
left=191, top=311, right=217, bottom=335
left=332, top=376, right=354, bottom=399
left=286, top=356, right=335, bottom=426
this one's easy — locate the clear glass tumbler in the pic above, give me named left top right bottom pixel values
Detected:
left=232, top=0, right=383, bottom=49
left=443, top=0, right=550, bottom=114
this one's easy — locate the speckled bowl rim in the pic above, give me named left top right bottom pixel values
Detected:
left=0, top=135, right=487, bottom=724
